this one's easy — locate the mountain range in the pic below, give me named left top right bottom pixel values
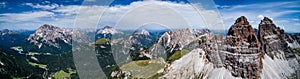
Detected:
left=0, top=16, right=299, bottom=79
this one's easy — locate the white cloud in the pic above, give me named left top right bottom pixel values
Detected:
left=0, top=1, right=224, bottom=31
left=24, top=2, right=60, bottom=10
left=0, top=11, right=54, bottom=22
left=50, top=0, right=223, bottom=30
left=96, top=1, right=223, bottom=30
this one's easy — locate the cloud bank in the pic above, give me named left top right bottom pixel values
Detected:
left=0, top=0, right=224, bottom=31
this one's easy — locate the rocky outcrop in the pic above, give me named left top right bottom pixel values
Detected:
left=110, top=70, right=132, bottom=78
left=0, top=29, right=13, bottom=35
left=206, top=16, right=262, bottom=78
left=28, top=24, right=73, bottom=48
left=227, top=16, right=260, bottom=48
left=258, top=17, right=295, bottom=59
left=129, top=29, right=155, bottom=60
left=162, top=48, right=214, bottom=79
left=92, top=17, right=299, bottom=78
left=129, top=29, right=153, bottom=50
left=195, top=16, right=298, bottom=79
left=149, top=28, right=206, bottom=59
left=96, top=26, right=123, bottom=40
left=27, top=24, right=89, bottom=54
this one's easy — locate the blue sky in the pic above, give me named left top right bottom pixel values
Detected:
left=214, top=0, right=300, bottom=32
left=0, top=0, right=299, bottom=32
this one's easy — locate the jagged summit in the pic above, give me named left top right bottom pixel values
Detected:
left=96, top=26, right=123, bottom=39
left=261, top=17, right=273, bottom=24
left=0, top=29, right=13, bottom=35
left=134, top=29, right=150, bottom=35
left=28, top=24, right=73, bottom=49
left=38, top=24, right=58, bottom=30
left=258, top=16, right=294, bottom=59
left=97, top=26, right=121, bottom=35
left=234, top=16, right=249, bottom=25
left=103, top=26, right=112, bottom=29
left=228, top=16, right=255, bottom=36
left=227, top=16, right=260, bottom=47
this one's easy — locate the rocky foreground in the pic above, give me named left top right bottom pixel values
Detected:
left=162, top=16, right=300, bottom=79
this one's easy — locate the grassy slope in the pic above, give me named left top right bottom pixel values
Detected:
left=120, top=60, right=164, bottom=78
left=52, top=68, right=76, bottom=79
left=292, top=48, right=300, bottom=56
left=95, top=38, right=109, bottom=44
left=168, top=49, right=190, bottom=61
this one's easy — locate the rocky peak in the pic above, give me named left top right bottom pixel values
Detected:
left=203, top=16, right=263, bottom=78
left=97, top=26, right=121, bottom=35
left=258, top=17, right=294, bottom=59
left=258, top=17, right=284, bottom=37
left=28, top=24, right=72, bottom=48
left=163, top=16, right=299, bottom=79
left=38, top=24, right=58, bottom=30
left=261, top=17, right=273, bottom=24
left=103, top=26, right=112, bottom=29
left=234, top=16, right=249, bottom=25
left=134, top=29, right=150, bottom=36
left=0, top=29, right=13, bottom=35
left=96, top=26, right=122, bottom=40
left=227, top=16, right=260, bottom=48
left=129, top=29, right=153, bottom=52
left=152, top=28, right=202, bottom=55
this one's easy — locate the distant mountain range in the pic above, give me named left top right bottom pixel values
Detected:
left=0, top=16, right=299, bottom=79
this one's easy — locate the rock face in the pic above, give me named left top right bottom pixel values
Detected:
left=225, top=16, right=262, bottom=78
left=130, top=29, right=153, bottom=49
left=28, top=24, right=72, bottom=48
left=208, top=16, right=299, bottom=78
left=227, top=16, right=260, bottom=48
left=27, top=24, right=89, bottom=54
left=129, top=29, right=154, bottom=60
left=149, top=28, right=206, bottom=59
left=258, top=17, right=295, bottom=59
left=163, top=16, right=299, bottom=79
left=198, top=16, right=263, bottom=78
left=203, top=16, right=263, bottom=78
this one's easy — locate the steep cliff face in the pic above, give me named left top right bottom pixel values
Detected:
left=28, top=24, right=72, bottom=48
left=227, top=16, right=260, bottom=48
left=216, top=16, right=262, bottom=78
left=129, top=29, right=155, bottom=60
left=162, top=16, right=299, bottom=79
left=149, top=28, right=206, bottom=59
left=258, top=17, right=295, bottom=59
